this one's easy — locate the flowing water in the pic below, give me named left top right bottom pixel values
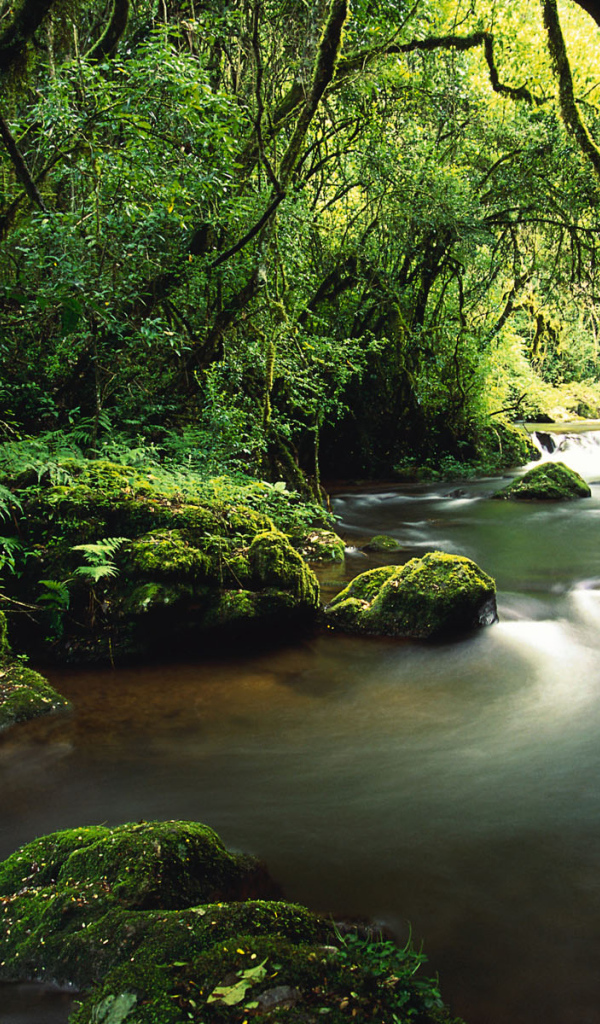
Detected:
left=3, top=427, right=600, bottom=1024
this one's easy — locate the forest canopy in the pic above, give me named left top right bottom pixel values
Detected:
left=2, top=0, right=600, bottom=483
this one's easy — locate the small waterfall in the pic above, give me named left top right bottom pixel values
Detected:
left=526, top=424, right=600, bottom=480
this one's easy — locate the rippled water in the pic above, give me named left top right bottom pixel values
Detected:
left=3, top=429, right=600, bottom=1024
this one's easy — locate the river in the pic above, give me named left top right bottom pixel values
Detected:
left=3, top=428, right=600, bottom=1024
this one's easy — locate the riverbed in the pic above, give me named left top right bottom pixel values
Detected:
left=3, top=430, right=600, bottom=1024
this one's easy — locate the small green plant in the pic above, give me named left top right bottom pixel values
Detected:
left=38, top=579, right=71, bottom=638
left=334, top=926, right=444, bottom=1020
left=71, top=537, right=129, bottom=582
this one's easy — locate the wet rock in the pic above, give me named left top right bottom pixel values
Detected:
left=0, top=611, right=70, bottom=731
left=324, top=551, right=497, bottom=639
left=298, top=528, right=345, bottom=563
left=535, top=432, right=556, bottom=454
left=492, top=461, right=591, bottom=500
left=0, top=819, right=463, bottom=1024
left=362, top=534, right=403, bottom=553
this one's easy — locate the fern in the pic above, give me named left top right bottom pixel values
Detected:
left=0, top=484, right=22, bottom=522
left=38, top=579, right=71, bottom=611
left=73, top=564, right=119, bottom=582
left=71, top=537, right=129, bottom=566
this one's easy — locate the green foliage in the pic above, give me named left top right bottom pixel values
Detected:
left=335, top=927, right=445, bottom=1020
left=1, top=0, right=600, bottom=483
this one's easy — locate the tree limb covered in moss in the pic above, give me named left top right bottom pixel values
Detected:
left=0, top=111, right=47, bottom=212
left=337, top=32, right=535, bottom=104
left=239, top=29, right=536, bottom=176
left=0, top=0, right=56, bottom=75
left=278, top=0, right=348, bottom=185
left=85, top=0, right=130, bottom=61
left=541, top=0, right=600, bottom=183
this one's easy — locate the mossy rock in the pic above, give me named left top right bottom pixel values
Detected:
left=0, top=662, right=70, bottom=731
left=0, top=611, right=70, bottom=731
left=2, top=460, right=321, bottom=662
left=362, top=534, right=403, bottom=553
left=493, top=461, right=591, bottom=500
left=324, top=551, right=497, bottom=639
left=0, top=819, right=463, bottom=1024
left=249, top=529, right=319, bottom=607
left=298, top=528, right=346, bottom=563
left=478, top=418, right=540, bottom=469
left=0, top=820, right=278, bottom=986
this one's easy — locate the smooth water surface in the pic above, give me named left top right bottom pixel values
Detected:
left=3, top=431, right=600, bottom=1024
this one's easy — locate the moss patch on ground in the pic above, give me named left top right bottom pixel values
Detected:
left=0, top=819, right=464, bottom=1024
left=493, top=461, right=591, bottom=500
left=324, top=551, right=497, bottom=639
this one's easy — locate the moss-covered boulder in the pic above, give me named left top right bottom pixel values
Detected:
left=477, top=417, right=540, bottom=469
left=0, top=610, right=70, bottom=730
left=0, top=820, right=278, bottom=986
left=324, top=551, right=497, bottom=639
left=493, top=460, right=591, bottom=500
left=0, top=662, right=70, bottom=731
left=0, top=459, right=322, bottom=662
left=0, top=820, right=463, bottom=1024
left=298, top=528, right=346, bottom=563
left=362, top=534, right=403, bottom=553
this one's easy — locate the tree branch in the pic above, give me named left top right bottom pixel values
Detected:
left=541, top=0, right=600, bottom=183
left=0, top=0, right=56, bottom=75
left=0, top=110, right=47, bottom=212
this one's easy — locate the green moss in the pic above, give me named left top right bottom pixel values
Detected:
left=0, top=821, right=278, bottom=986
left=478, top=418, right=540, bottom=469
left=298, top=529, right=346, bottom=563
left=129, top=531, right=213, bottom=580
left=0, top=610, right=10, bottom=661
left=0, top=819, right=463, bottom=1024
left=362, top=534, right=403, bottom=553
left=1, top=458, right=326, bottom=661
left=249, top=530, right=319, bottom=608
left=325, top=552, right=497, bottom=639
left=493, top=460, right=592, bottom=500
left=0, top=663, right=70, bottom=731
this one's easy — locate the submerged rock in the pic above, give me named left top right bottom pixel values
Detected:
left=362, top=534, right=403, bottom=553
left=493, top=461, right=591, bottom=500
left=0, top=819, right=463, bottom=1024
left=324, top=551, right=497, bottom=639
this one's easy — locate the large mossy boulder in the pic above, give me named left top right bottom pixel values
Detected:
left=324, top=551, right=497, bottom=639
left=493, top=460, right=591, bottom=500
left=0, top=819, right=462, bottom=1024
left=0, top=459, right=322, bottom=661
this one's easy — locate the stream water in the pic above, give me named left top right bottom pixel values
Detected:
left=3, top=427, right=600, bottom=1024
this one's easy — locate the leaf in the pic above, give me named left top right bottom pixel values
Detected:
left=207, top=980, right=251, bottom=1006
left=207, top=960, right=268, bottom=1005
left=239, top=959, right=268, bottom=983
left=90, top=992, right=137, bottom=1024
left=73, top=564, right=119, bottom=581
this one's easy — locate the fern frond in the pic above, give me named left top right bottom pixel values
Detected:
left=0, top=484, right=22, bottom=521
left=73, top=564, right=119, bottom=582
left=71, top=537, right=129, bottom=565
left=38, top=579, right=71, bottom=609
